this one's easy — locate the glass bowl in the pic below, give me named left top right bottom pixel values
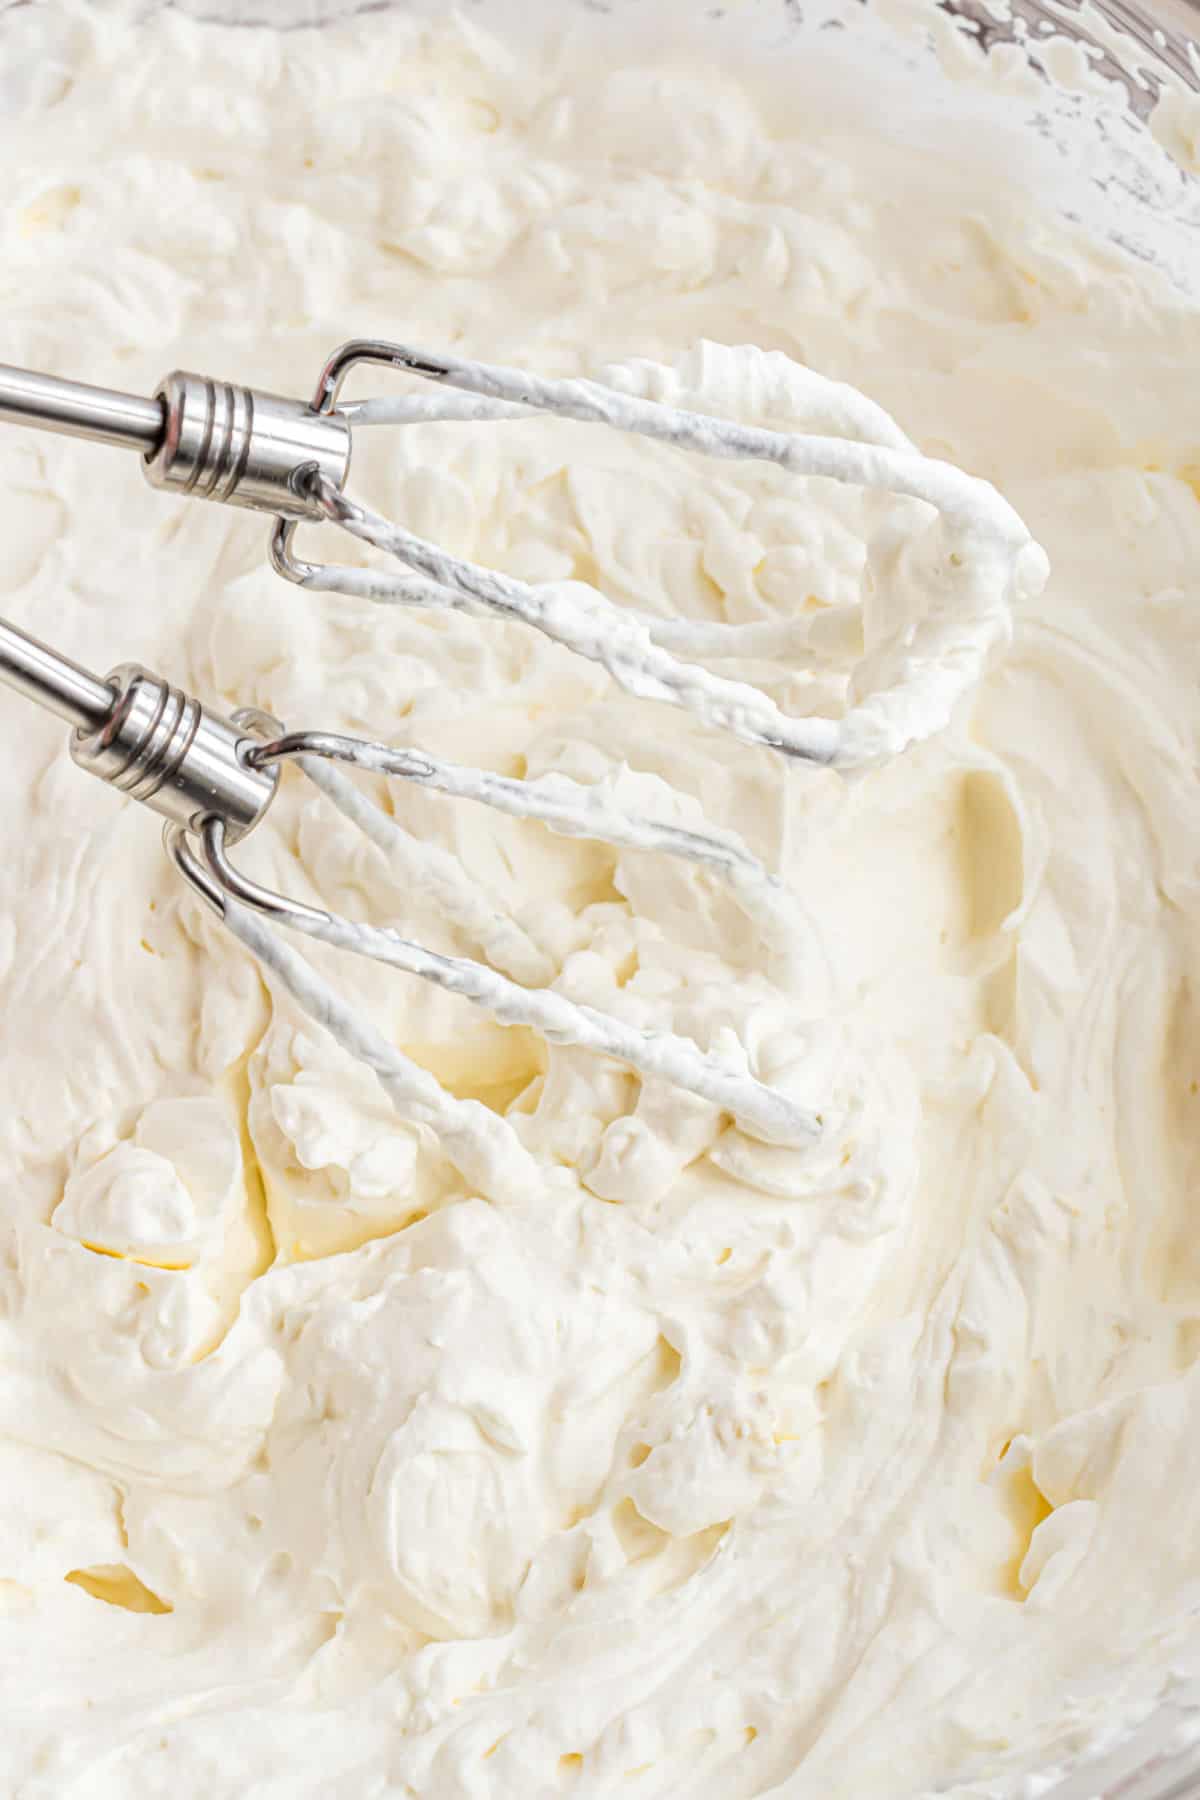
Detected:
left=0, top=0, right=1197, bottom=1794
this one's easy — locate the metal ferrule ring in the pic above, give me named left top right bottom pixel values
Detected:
left=143, top=372, right=351, bottom=522
left=71, top=664, right=278, bottom=843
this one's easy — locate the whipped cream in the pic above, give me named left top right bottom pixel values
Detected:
left=312, top=342, right=1048, bottom=769
left=0, top=2, right=1199, bottom=1796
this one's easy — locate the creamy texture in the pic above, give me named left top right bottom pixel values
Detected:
left=304, top=343, right=1048, bottom=772
left=255, top=338, right=1049, bottom=1150
left=2, top=3, right=1200, bottom=1797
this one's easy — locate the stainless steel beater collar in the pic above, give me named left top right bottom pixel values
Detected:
left=71, top=664, right=278, bottom=842
left=0, top=617, right=278, bottom=843
left=144, top=372, right=351, bottom=521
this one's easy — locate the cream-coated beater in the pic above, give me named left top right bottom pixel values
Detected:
left=0, top=337, right=1043, bottom=1149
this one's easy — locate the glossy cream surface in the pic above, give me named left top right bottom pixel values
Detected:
left=1, top=4, right=1200, bottom=1795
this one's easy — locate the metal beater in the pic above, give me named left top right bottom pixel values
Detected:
left=0, top=340, right=1044, bottom=1155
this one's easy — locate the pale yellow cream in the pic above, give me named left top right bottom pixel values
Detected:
left=0, top=3, right=1198, bottom=1796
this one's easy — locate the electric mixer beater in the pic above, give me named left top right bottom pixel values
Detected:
left=0, top=339, right=1047, bottom=1167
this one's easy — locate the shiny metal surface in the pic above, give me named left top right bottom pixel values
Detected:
left=0, top=362, right=164, bottom=452
left=0, top=616, right=116, bottom=731
left=71, top=664, right=279, bottom=841
left=0, top=619, right=279, bottom=840
left=145, top=370, right=351, bottom=520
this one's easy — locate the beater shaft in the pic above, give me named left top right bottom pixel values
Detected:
left=0, top=364, right=164, bottom=454
left=0, top=616, right=115, bottom=730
